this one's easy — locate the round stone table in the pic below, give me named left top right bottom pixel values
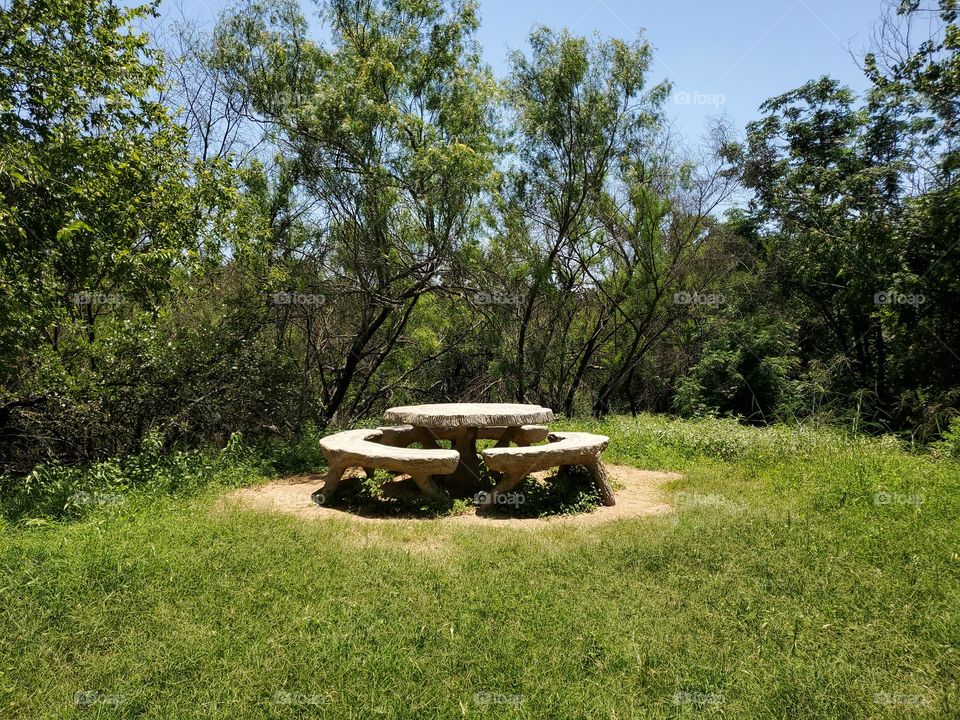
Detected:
left=382, top=403, right=555, bottom=494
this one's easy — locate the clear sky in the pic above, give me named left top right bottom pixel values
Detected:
left=159, top=0, right=888, bottom=149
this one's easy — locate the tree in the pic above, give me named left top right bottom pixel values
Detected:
left=502, top=30, right=740, bottom=415
left=213, top=0, right=498, bottom=426
left=743, top=77, right=909, bottom=420
left=503, top=27, right=669, bottom=405
left=864, top=0, right=960, bottom=436
left=0, top=0, right=198, bottom=467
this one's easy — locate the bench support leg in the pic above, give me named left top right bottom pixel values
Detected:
left=585, top=456, right=615, bottom=506
left=409, top=473, right=442, bottom=497
left=312, top=463, right=347, bottom=505
left=480, top=471, right=525, bottom=510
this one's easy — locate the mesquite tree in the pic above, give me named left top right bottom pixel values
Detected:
left=215, top=0, right=498, bottom=427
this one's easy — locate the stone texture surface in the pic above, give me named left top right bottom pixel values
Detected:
left=319, top=429, right=459, bottom=471
left=383, top=403, right=554, bottom=428
left=481, top=431, right=609, bottom=471
left=480, top=431, right=614, bottom=508
left=491, top=425, right=548, bottom=447
left=375, top=425, right=440, bottom=448
left=379, top=424, right=549, bottom=446
left=315, top=429, right=459, bottom=503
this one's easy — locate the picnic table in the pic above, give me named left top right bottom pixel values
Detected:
left=382, top=402, right=554, bottom=491
left=315, top=401, right=614, bottom=506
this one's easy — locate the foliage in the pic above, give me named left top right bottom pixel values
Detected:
left=506, top=465, right=604, bottom=517
left=0, top=432, right=270, bottom=522
left=931, top=415, right=960, bottom=458
left=673, top=303, right=800, bottom=422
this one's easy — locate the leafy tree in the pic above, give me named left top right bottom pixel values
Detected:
left=0, top=0, right=198, bottom=467
left=865, top=0, right=960, bottom=436
left=743, top=77, right=909, bottom=421
left=503, top=27, right=669, bottom=405
left=213, top=0, right=498, bottom=426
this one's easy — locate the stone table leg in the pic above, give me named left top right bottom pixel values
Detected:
left=434, top=425, right=483, bottom=495
left=494, top=426, right=521, bottom=448
left=402, top=425, right=479, bottom=496
left=452, top=426, right=482, bottom=478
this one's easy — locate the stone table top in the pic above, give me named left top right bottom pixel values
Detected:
left=383, top=403, right=555, bottom=428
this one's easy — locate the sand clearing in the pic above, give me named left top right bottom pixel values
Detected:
left=223, top=464, right=680, bottom=528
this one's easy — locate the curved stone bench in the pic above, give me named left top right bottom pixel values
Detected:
left=314, top=429, right=459, bottom=504
left=480, top=425, right=549, bottom=447
left=376, top=424, right=548, bottom=448
left=480, top=431, right=614, bottom=508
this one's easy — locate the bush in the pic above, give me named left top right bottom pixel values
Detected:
left=0, top=432, right=271, bottom=523
left=932, top=416, right=960, bottom=459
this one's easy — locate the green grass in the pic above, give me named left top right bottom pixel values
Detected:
left=1, top=415, right=959, bottom=718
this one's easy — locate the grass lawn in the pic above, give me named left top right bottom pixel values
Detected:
left=1, top=416, right=958, bottom=718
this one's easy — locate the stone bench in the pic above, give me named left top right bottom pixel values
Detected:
left=313, top=429, right=459, bottom=504
left=376, top=424, right=548, bottom=448
left=479, top=431, right=615, bottom=508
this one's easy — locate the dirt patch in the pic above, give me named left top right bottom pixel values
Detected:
left=223, top=464, right=680, bottom=529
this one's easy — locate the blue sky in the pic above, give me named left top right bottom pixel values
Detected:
left=160, top=0, right=886, bottom=148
